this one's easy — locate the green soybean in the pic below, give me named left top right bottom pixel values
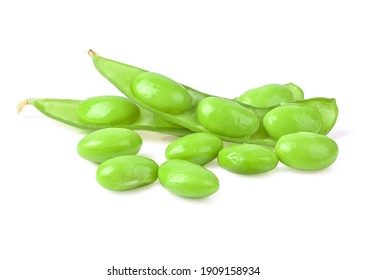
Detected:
left=158, top=159, right=219, bottom=198
left=197, top=97, right=260, bottom=138
left=275, top=132, right=338, bottom=170
left=78, top=95, right=140, bottom=125
left=165, top=133, right=223, bottom=165
left=263, top=104, right=323, bottom=139
left=236, top=83, right=304, bottom=107
left=133, top=72, right=192, bottom=114
left=18, top=98, right=192, bottom=136
left=77, top=128, right=142, bottom=163
left=88, top=50, right=338, bottom=145
left=96, top=155, right=159, bottom=191
left=218, top=144, right=278, bottom=175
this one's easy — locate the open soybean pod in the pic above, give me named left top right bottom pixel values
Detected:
left=89, top=50, right=338, bottom=145
left=18, top=97, right=192, bottom=136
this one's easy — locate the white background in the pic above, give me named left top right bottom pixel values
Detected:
left=1, top=1, right=367, bottom=279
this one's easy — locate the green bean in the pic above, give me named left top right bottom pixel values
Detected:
left=275, top=132, right=338, bottom=170
left=89, top=50, right=338, bottom=145
left=263, top=103, right=323, bottom=139
left=165, top=132, right=223, bottom=165
left=236, top=83, right=304, bottom=107
left=78, top=95, right=140, bottom=125
left=77, top=128, right=142, bottom=163
left=218, top=144, right=278, bottom=175
left=96, top=155, right=159, bottom=191
left=18, top=98, right=192, bottom=136
left=158, top=159, right=219, bottom=198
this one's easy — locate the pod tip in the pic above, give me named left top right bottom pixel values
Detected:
left=17, top=99, right=29, bottom=113
left=88, top=49, right=97, bottom=56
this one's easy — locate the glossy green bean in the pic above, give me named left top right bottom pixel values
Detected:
left=96, top=155, right=159, bottom=191
left=158, top=159, right=219, bottom=198
left=275, top=132, right=338, bottom=170
left=236, top=83, right=304, bottom=107
left=165, top=132, right=223, bottom=165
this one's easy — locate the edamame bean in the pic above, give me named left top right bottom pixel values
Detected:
left=236, top=84, right=298, bottom=107
left=218, top=144, right=278, bottom=174
left=197, top=97, right=260, bottom=138
left=96, top=155, right=159, bottom=191
left=133, top=72, right=192, bottom=114
left=275, top=132, right=338, bottom=170
left=158, top=159, right=219, bottom=198
left=263, top=104, right=323, bottom=139
left=77, top=95, right=140, bottom=125
left=165, top=133, right=223, bottom=165
left=77, top=128, right=142, bottom=163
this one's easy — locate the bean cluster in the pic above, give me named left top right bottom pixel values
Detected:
left=19, top=51, right=339, bottom=199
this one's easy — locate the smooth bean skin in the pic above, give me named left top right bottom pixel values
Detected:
left=165, top=133, right=223, bottom=165
left=263, top=104, right=323, bottom=139
left=275, top=132, right=338, bottom=170
left=237, top=84, right=295, bottom=107
left=96, top=155, right=158, bottom=191
left=197, top=97, right=260, bottom=138
left=133, top=72, right=192, bottom=114
left=218, top=144, right=278, bottom=174
left=78, top=96, right=140, bottom=125
left=77, top=128, right=142, bottom=163
left=158, top=159, right=219, bottom=198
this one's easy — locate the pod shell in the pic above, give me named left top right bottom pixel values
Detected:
left=263, top=104, right=323, bottom=139
left=218, top=144, right=278, bottom=174
left=275, top=132, right=338, bottom=170
left=96, top=155, right=159, bottom=191
left=77, top=128, right=142, bottom=163
left=165, top=133, right=223, bottom=165
left=158, top=159, right=219, bottom=198
left=197, top=97, right=260, bottom=138
left=133, top=72, right=192, bottom=114
left=77, top=95, right=140, bottom=125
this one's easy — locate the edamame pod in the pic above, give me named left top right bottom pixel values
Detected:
left=78, top=95, right=140, bottom=125
left=165, top=132, right=223, bottom=165
left=263, top=104, right=323, bottom=139
left=18, top=98, right=192, bottom=136
left=77, top=128, right=142, bottom=163
left=96, top=155, right=159, bottom=191
left=275, top=132, right=338, bottom=170
left=158, top=159, right=219, bottom=198
left=236, top=83, right=304, bottom=107
left=218, top=144, right=278, bottom=175
left=89, top=50, right=338, bottom=145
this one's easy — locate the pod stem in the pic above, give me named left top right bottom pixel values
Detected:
left=17, top=99, right=30, bottom=113
left=88, top=49, right=97, bottom=57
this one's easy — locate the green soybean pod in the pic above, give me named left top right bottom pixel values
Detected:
left=77, top=128, right=142, bottom=163
left=263, top=104, right=323, bottom=139
left=275, top=132, right=338, bottom=170
left=158, top=159, right=219, bottom=198
left=77, top=95, right=140, bottom=125
left=236, top=84, right=296, bottom=107
left=96, top=155, right=159, bottom=191
left=218, top=144, right=278, bottom=175
left=165, top=133, right=223, bottom=165
left=197, top=97, right=260, bottom=138
left=133, top=72, right=192, bottom=114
